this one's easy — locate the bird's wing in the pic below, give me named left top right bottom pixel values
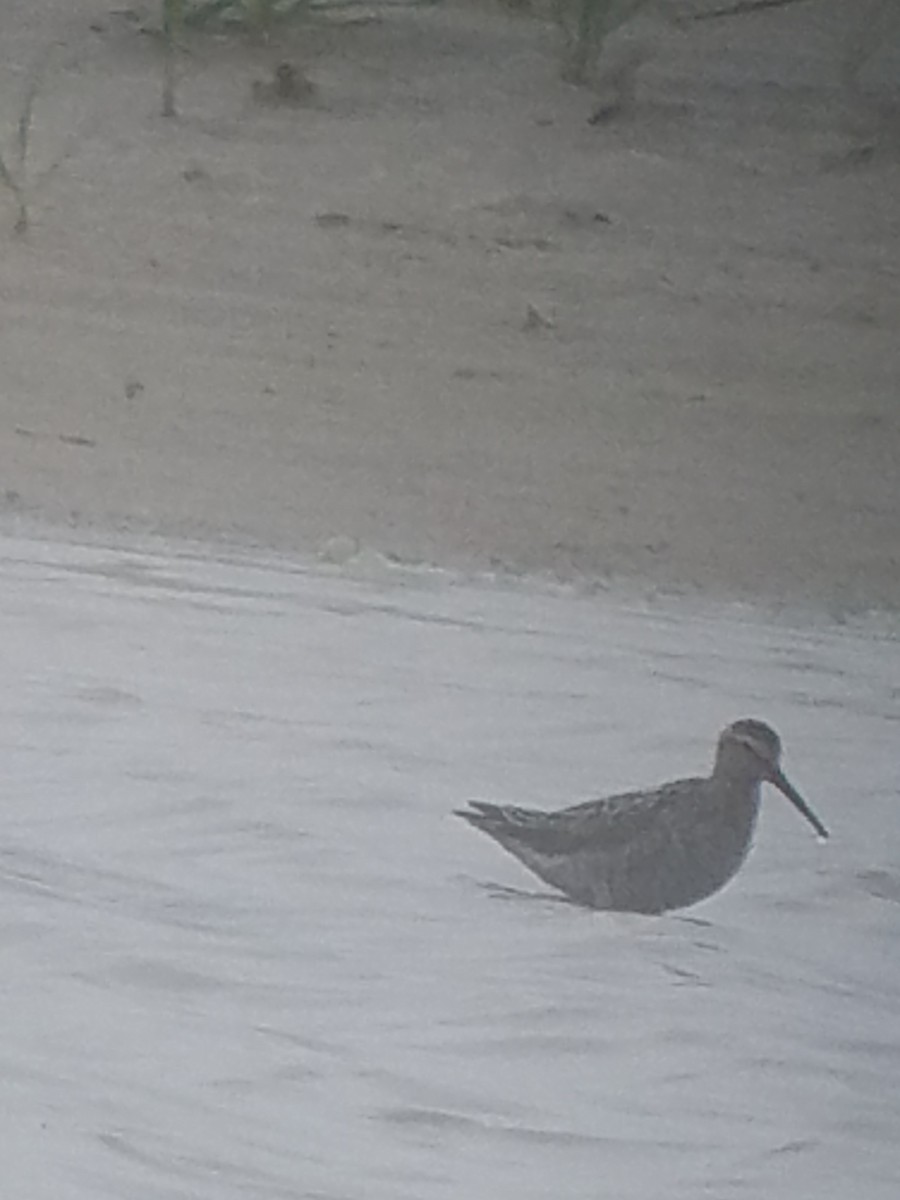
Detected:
left=466, top=780, right=703, bottom=857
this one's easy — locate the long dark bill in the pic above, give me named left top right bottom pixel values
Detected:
left=770, top=768, right=829, bottom=839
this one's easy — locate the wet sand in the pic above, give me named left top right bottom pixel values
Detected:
left=2, top=530, right=899, bottom=1198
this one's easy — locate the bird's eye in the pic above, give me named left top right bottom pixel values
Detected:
left=751, top=740, right=776, bottom=763
left=740, top=738, right=767, bottom=760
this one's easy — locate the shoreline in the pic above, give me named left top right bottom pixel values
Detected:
left=3, top=514, right=898, bottom=638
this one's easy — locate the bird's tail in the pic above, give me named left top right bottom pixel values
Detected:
left=455, top=801, right=542, bottom=834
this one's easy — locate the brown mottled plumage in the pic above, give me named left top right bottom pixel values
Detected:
left=456, top=720, right=827, bottom=914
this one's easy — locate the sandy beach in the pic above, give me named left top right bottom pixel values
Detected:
left=2, top=10, right=900, bottom=1192
left=1, top=0, right=898, bottom=612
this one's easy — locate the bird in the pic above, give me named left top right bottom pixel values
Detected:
left=455, top=719, right=828, bottom=914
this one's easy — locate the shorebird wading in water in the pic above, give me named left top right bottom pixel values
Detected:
left=456, top=719, right=828, bottom=914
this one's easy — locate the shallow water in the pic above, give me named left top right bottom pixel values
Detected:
left=1, top=532, right=898, bottom=1199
